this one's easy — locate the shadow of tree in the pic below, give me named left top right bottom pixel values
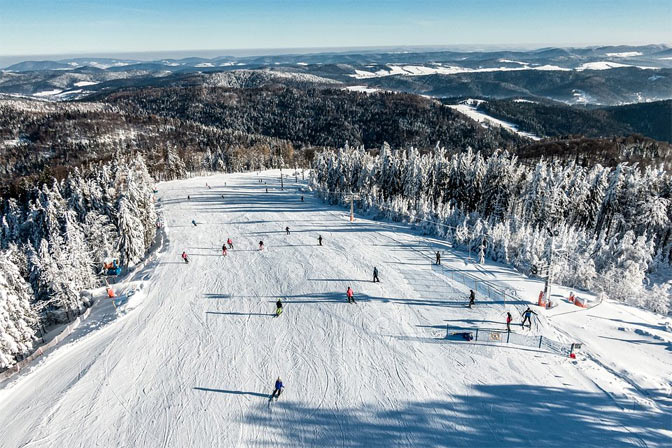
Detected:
left=242, top=384, right=670, bottom=447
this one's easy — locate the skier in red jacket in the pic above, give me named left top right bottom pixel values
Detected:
left=346, top=286, right=355, bottom=303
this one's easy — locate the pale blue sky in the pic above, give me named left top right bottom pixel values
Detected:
left=0, top=0, right=670, bottom=56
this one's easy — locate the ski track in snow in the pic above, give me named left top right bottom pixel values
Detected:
left=0, top=171, right=670, bottom=447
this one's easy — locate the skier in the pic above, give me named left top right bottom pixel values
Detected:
left=373, top=266, right=380, bottom=283
left=259, top=241, right=264, bottom=251
left=275, top=299, right=283, bottom=317
left=181, top=251, right=189, bottom=264
left=270, top=377, right=284, bottom=400
left=468, top=289, right=476, bottom=308
left=222, top=244, right=228, bottom=257
left=301, top=196, right=304, bottom=202
left=506, top=312, right=513, bottom=333
left=435, top=251, right=441, bottom=265
left=265, top=188, right=268, bottom=193
left=318, top=235, right=323, bottom=246
left=521, top=307, right=537, bottom=328
left=206, top=182, right=211, bottom=189
left=187, top=195, right=191, bottom=200
left=346, top=286, right=355, bottom=303
left=191, top=219, right=197, bottom=227
left=285, top=226, right=290, bottom=235
left=107, top=287, right=116, bottom=299
left=227, top=238, right=234, bottom=249
left=221, top=194, right=225, bottom=199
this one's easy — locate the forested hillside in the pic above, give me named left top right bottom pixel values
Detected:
left=474, top=99, right=672, bottom=142
left=98, top=86, right=525, bottom=151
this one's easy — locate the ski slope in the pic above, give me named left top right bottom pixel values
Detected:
left=0, top=171, right=670, bottom=447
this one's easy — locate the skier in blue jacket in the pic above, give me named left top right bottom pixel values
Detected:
left=271, top=377, right=284, bottom=400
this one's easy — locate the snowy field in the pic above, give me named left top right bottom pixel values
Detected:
left=0, top=171, right=670, bottom=447
left=447, top=102, right=541, bottom=140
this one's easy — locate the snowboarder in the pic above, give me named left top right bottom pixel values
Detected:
left=275, top=299, right=283, bottom=317
left=468, top=289, right=476, bottom=308
left=181, top=251, right=189, bottom=264
left=191, top=219, right=197, bottom=227
left=346, top=286, right=355, bottom=303
left=285, top=226, right=290, bottom=235
left=373, top=266, right=380, bottom=283
left=222, top=245, right=228, bottom=257
left=227, top=238, right=234, bottom=249
left=270, top=377, right=284, bottom=400
left=259, top=241, right=264, bottom=251
left=521, top=307, right=537, bottom=328
left=435, top=251, right=441, bottom=265
left=506, top=312, right=513, bottom=332
left=318, top=235, right=323, bottom=246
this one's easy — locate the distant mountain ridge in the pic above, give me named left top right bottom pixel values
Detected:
left=1, top=45, right=671, bottom=106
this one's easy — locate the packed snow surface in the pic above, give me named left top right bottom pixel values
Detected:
left=0, top=171, right=670, bottom=447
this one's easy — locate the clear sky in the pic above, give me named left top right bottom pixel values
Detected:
left=0, top=0, right=670, bottom=57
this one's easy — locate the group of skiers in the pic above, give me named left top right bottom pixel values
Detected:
left=180, top=180, right=547, bottom=402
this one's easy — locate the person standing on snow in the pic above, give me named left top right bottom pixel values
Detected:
left=346, top=286, right=355, bottom=303
left=301, top=196, right=304, bottom=202
left=227, top=238, right=234, bottom=249
left=435, top=251, right=441, bottom=265
left=521, top=307, right=537, bottom=328
left=181, top=251, right=189, bottom=264
left=271, top=377, right=284, bottom=400
left=318, top=235, right=323, bottom=246
left=285, top=226, right=290, bottom=235
left=275, top=299, right=283, bottom=317
left=506, top=312, right=513, bottom=332
left=373, top=267, right=380, bottom=283
left=191, top=219, right=197, bottom=227
left=259, top=241, right=264, bottom=251
left=468, top=290, right=476, bottom=308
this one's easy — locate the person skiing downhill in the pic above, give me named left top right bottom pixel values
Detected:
left=270, top=377, right=284, bottom=400
left=181, top=251, right=189, bottom=264
left=468, top=290, right=476, bottom=308
left=222, top=245, right=228, bottom=257
left=227, top=238, right=234, bottom=249
left=318, top=235, right=323, bottom=246
left=506, top=312, right=513, bottom=332
left=275, top=299, right=283, bottom=317
left=521, top=307, right=537, bottom=328
left=346, top=286, right=355, bottom=303
left=187, top=195, right=191, bottom=200
left=301, top=196, right=304, bottom=202
left=435, top=251, right=441, bottom=265
left=285, top=226, right=290, bottom=235
left=191, top=219, right=197, bottom=227
left=259, top=241, right=264, bottom=251
left=373, top=267, right=380, bottom=283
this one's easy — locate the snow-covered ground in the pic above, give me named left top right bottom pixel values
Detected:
left=448, top=102, right=542, bottom=140
left=0, top=171, right=670, bottom=447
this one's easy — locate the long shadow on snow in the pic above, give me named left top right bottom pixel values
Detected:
left=194, top=387, right=268, bottom=398
left=206, top=311, right=274, bottom=317
left=242, top=384, right=670, bottom=447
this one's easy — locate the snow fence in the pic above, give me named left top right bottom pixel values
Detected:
left=0, top=306, right=93, bottom=383
left=446, top=326, right=574, bottom=356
